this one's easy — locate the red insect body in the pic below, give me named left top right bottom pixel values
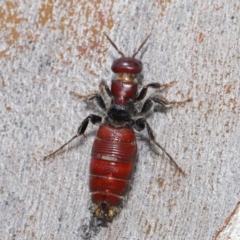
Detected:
left=90, top=124, right=137, bottom=209
left=111, top=80, right=138, bottom=104
left=44, top=33, right=190, bottom=224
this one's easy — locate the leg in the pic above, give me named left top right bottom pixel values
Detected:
left=70, top=91, right=107, bottom=111
left=141, top=95, right=192, bottom=114
left=88, top=93, right=106, bottom=111
left=43, top=114, right=102, bottom=160
left=134, top=118, right=185, bottom=175
left=70, top=81, right=111, bottom=110
left=134, top=81, right=176, bottom=102
left=70, top=80, right=112, bottom=99
left=99, top=80, right=112, bottom=97
left=69, top=91, right=93, bottom=99
left=127, top=99, right=138, bottom=116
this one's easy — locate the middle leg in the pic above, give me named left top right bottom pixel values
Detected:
left=44, top=114, right=102, bottom=160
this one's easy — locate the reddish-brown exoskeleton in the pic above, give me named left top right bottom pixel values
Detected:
left=44, top=33, right=191, bottom=224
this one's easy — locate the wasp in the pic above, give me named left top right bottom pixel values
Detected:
left=44, top=33, right=191, bottom=223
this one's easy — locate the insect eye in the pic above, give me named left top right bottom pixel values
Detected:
left=111, top=57, right=142, bottom=74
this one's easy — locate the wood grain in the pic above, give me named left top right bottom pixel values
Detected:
left=0, top=0, right=239, bottom=239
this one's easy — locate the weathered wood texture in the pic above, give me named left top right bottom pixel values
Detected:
left=0, top=0, right=239, bottom=239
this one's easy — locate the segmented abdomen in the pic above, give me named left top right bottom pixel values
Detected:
left=90, top=124, right=137, bottom=206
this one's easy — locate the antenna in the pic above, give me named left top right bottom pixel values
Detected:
left=104, top=33, right=125, bottom=57
left=132, top=34, right=151, bottom=58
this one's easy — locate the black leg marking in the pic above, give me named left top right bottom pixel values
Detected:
left=70, top=80, right=112, bottom=102
left=135, top=81, right=178, bottom=102
left=43, top=114, right=102, bottom=160
left=77, top=114, right=102, bottom=136
left=134, top=118, right=185, bottom=175
left=141, top=96, right=192, bottom=114
left=127, top=99, right=138, bottom=116
left=135, top=118, right=145, bottom=131
left=152, top=96, right=192, bottom=107
left=70, top=90, right=107, bottom=111
left=99, top=80, right=112, bottom=97
left=135, top=83, right=161, bottom=102
left=140, top=98, right=153, bottom=114
left=88, top=93, right=106, bottom=111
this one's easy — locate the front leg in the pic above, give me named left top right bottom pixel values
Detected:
left=99, top=80, right=112, bottom=97
left=134, top=118, right=185, bottom=175
left=70, top=81, right=111, bottom=111
left=70, top=91, right=107, bottom=111
left=141, top=95, right=192, bottom=114
left=88, top=93, right=106, bottom=111
left=70, top=81, right=112, bottom=99
left=134, top=81, right=176, bottom=102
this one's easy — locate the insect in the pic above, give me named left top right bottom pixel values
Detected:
left=44, top=33, right=191, bottom=223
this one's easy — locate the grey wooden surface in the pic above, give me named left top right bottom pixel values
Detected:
left=1, top=0, right=239, bottom=239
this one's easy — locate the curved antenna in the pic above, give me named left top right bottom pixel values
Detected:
left=132, top=34, right=151, bottom=58
left=104, top=33, right=125, bottom=57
